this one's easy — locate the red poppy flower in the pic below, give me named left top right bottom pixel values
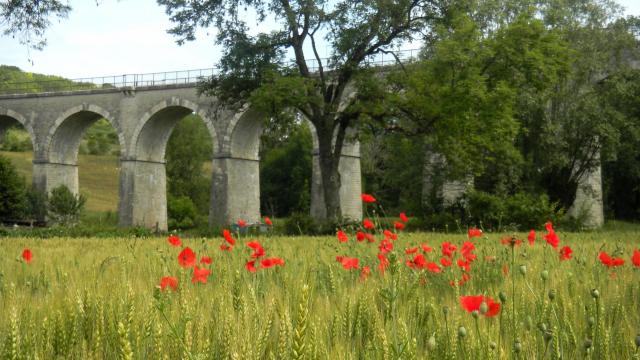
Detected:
left=383, top=229, right=397, bottom=240
left=632, top=249, right=640, bottom=268
left=377, top=253, right=390, bottom=273
left=264, top=217, right=273, bottom=226
left=247, top=241, right=265, bottom=258
left=260, top=257, right=285, bottom=268
left=406, top=253, right=427, bottom=269
left=399, top=212, right=409, bottom=222
left=468, top=227, right=483, bottom=238
left=379, top=239, right=393, bottom=254
left=159, top=276, right=178, bottom=291
left=461, top=242, right=476, bottom=261
left=405, top=247, right=418, bottom=254
left=502, top=264, right=509, bottom=275
left=421, top=244, right=433, bottom=253
left=441, top=242, right=457, bottom=258
left=223, top=229, right=236, bottom=246
left=361, top=193, right=376, bottom=203
left=365, top=233, right=376, bottom=243
left=599, top=252, right=625, bottom=267
left=501, top=237, right=523, bottom=247
left=237, top=219, right=247, bottom=227
left=426, top=262, right=442, bottom=273
left=356, top=231, right=366, bottom=242
left=246, top=260, right=257, bottom=273
left=337, top=230, right=349, bottom=243
left=527, top=230, right=536, bottom=246
left=191, top=266, right=211, bottom=284
left=544, top=232, right=559, bottom=248
left=457, top=259, right=471, bottom=272
left=178, top=247, right=196, bottom=268
left=167, top=235, right=182, bottom=247
left=545, top=221, right=554, bottom=233
left=363, top=219, right=375, bottom=230
left=559, top=246, right=572, bottom=261
left=440, top=257, right=452, bottom=267
left=21, top=249, right=32, bottom=263
left=360, top=266, right=371, bottom=281
left=220, top=244, right=233, bottom=251
left=337, top=256, right=359, bottom=270
left=460, top=295, right=501, bottom=317
left=394, top=221, right=405, bottom=231
left=200, top=256, right=213, bottom=265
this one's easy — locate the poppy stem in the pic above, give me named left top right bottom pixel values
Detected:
left=474, top=316, right=485, bottom=357
left=154, top=303, right=196, bottom=360
left=511, top=243, right=517, bottom=359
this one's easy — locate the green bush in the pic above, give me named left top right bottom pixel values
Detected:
left=0, top=155, right=28, bottom=220
left=464, top=190, right=562, bottom=231
left=168, top=195, right=199, bottom=230
left=48, top=185, right=86, bottom=226
left=1, top=128, right=32, bottom=152
left=26, top=188, right=48, bottom=221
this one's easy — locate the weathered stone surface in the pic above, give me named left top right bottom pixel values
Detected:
left=568, top=157, right=604, bottom=228
left=0, top=85, right=363, bottom=229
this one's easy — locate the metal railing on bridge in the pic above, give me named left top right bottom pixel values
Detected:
left=0, top=48, right=420, bottom=96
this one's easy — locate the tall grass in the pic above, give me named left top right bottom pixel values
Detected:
left=0, top=230, right=639, bottom=359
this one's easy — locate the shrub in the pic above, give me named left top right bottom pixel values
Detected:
left=48, top=185, right=86, bottom=226
left=0, top=155, right=28, bottom=220
left=168, top=195, right=199, bottom=229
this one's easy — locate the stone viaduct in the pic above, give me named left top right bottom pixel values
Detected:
left=0, top=83, right=362, bottom=230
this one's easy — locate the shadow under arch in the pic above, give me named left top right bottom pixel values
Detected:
left=130, top=98, right=219, bottom=161
left=0, top=107, right=36, bottom=151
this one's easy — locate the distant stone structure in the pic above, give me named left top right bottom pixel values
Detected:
left=0, top=85, right=362, bottom=230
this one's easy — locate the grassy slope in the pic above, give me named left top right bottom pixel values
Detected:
left=0, top=151, right=119, bottom=212
left=1, top=231, right=639, bottom=358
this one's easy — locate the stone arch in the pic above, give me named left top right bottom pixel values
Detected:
left=225, top=106, right=264, bottom=159
left=45, top=103, right=123, bottom=164
left=130, top=98, right=219, bottom=162
left=0, top=107, right=36, bottom=150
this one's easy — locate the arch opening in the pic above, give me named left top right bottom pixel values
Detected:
left=131, top=103, right=217, bottom=230
left=46, top=108, right=123, bottom=217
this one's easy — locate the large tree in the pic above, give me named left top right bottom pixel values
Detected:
left=158, top=0, right=439, bottom=221
left=1, top=0, right=71, bottom=50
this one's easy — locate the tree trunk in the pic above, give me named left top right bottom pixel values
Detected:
left=316, top=124, right=343, bottom=222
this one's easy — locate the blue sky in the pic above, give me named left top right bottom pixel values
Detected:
left=1, top=0, right=639, bottom=79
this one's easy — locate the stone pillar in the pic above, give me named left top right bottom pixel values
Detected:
left=118, top=159, right=168, bottom=231
left=310, top=140, right=363, bottom=221
left=421, top=150, right=472, bottom=210
left=32, top=161, right=79, bottom=195
left=209, top=156, right=261, bottom=226
left=568, top=157, right=604, bottom=228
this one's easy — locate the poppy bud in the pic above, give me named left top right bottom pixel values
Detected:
left=519, top=265, right=527, bottom=276
left=480, top=302, right=489, bottom=315
left=443, top=306, right=449, bottom=315
left=540, top=270, right=549, bottom=281
left=489, top=341, right=497, bottom=350
left=427, top=334, right=437, bottom=350
left=588, top=317, right=595, bottom=326
left=513, top=339, right=522, bottom=353
left=544, top=330, right=553, bottom=342
left=499, top=291, right=507, bottom=303
left=538, top=322, right=547, bottom=332
left=525, top=316, right=533, bottom=330
left=548, top=289, right=556, bottom=301
left=472, top=310, right=479, bottom=319
left=458, top=326, right=467, bottom=338
left=591, top=289, right=600, bottom=299
left=583, top=339, right=592, bottom=350
left=635, top=335, right=640, bottom=348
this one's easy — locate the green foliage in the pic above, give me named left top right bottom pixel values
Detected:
left=260, top=123, right=312, bottom=217
left=166, top=115, right=213, bottom=215
left=0, top=127, right=32, bottom=152
left=464, top=190, right=563, bottom=231
left=48, top=185, right=86, bottom=226
left=0, top=1, right=71, bottom=50
left=0, top=155, right=28, bottom=220
left=167, top=195, right=199, bottom=230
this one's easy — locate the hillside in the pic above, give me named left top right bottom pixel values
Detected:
left=0, top=65, right=86, bottom=94
left=0, top=151, right=120, bottom=213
